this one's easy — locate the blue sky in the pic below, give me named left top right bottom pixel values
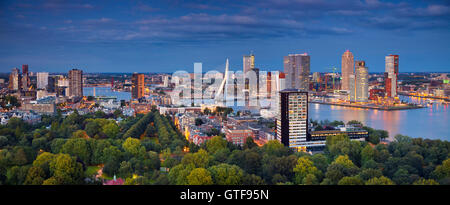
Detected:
left=0, top=0, right=449, bottom=73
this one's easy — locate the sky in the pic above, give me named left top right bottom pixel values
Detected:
left=0, top=0, right=449, bottom=73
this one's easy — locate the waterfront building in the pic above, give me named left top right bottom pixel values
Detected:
left=284, top=53, right=310, bottom=91
left=349, top=74, right=356, bottom=101
left=385, top=55, right=399, bottom=97
left=355, top=61, right=368, bottom=102
left=131, top=73, right=145, bottom=99
left=341, top=50, right=354, bottom=91
left=68, top=69, right=83, bottom=98
left=276, top=89, right=308, bottom=150
left=9, top=68, right=21, bottom=91
left=37, top=72, right=49, bottom=90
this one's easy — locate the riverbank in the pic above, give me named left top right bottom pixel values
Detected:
left=398, top=92, right=450, bottom=102
left=310, top=101, right=424, bottom=110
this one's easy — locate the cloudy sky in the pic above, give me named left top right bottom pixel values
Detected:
left=0, top=0, right=449, bottom=73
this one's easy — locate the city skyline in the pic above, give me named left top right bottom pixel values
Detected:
left=1, top=0, right=449, bottom=73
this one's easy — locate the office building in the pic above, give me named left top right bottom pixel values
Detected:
left=284, top=53, right=310, bottom=91
left=21, top=65, right=30, bottom=91
left=37, top=72, right=49, bottom=90
left=68, top=69, right=83, bottom=97
left=47, top=76, right=57, bottom=93
left=349, top=75, right=356, bottom=101
left=132, top=73, right=145, bottom=99
left=355, top=61, right=368, bottom=102
left=243, top=53, right=255, bottom=74
left=341, top=50, right=354, bottom=91
left=385, top=55, right=399, bottom=97
left=276, top=89, right=308, bottom=150
left=9, top=68, right=21, bottom=91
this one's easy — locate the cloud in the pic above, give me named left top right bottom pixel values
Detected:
left=3, top=0, right=450, bottom=45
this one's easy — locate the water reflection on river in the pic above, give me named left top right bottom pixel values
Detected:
left=309, top=96, right=449, bottom=141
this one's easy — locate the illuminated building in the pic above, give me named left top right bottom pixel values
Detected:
left=284, top=53, right=310, bottom=91
left=9, top=68, right=21, bottom=91
left=349, top=74, right=356, bottom=101
left=385, top=55, right=399, bottom=97
left=21, top=65, right=29, bottom=91
left=224, top=125, right=254, bottom=146
left=37, top=72, right=49, bottom=90
left=341, top=50, right=354, bottom=91
left=131, top=73, right=145, bottom=99
left=276, top=89, right=308, bottom=150
left=243, top=53, right=255, bottom=74
left=68, top=69, right=83, bottom=98
left=355, top=61, right=368, bottom=102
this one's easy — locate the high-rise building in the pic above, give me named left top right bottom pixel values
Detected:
left=243, top=53, right=255, bottom=74
left=385, top=55, right=399, bottom=97
left=37, top=72, right=49, bottom=90
left=341, top=50, right=354, bottom=91
left=9, top=68, right=21, bottom=91
left=355, top=61, right=368, bottom=102
left=132, top=73, right=145, bottom=99
left=276, top=89, right=308, bottom=149
left=349, top=74, right=356, bottom=101
left=284, top=53, right=310, bottom=91
left=68, top=69, right=83, bottom=97
left=312, top=72, right=321, bottom=83
left=163, top=75, right=170, bottom=87
left=47, top=76, right=57, bottom=93
left=21, top=64, right=29, bottom=90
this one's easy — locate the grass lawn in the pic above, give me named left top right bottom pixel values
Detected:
left=85, top=166, right=100, bottom=177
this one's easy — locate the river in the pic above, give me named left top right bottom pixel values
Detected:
left=308, top=96, right=449, bottom=141
left=83, top=87, right=449, bottom=141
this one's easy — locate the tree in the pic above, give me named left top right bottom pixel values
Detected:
left=6, top=165, right=29, bottom=185
left=206, top=136, right=227, bottom=154
left=432, top=158, right=450, bottom=180
left=0, top=135, right=8, bottom=147
left=33, top=152, right=56, bottom=177
left=243, top=137, right=257, bottom=150
left=413, top=178, right=439, bottom=185
left=324, top=155, right=359, bottom=185
left=365, top=176, right=395, bottom=185
left=311, top=154, right=329, bottom=173
left=208, top=163, right=244, bottom=185
left=49, top=154, right=84, bottom=184
left=338, top=176, right=364, bottom=185
left=24, top=166, right=46, bottom=185
left=118, top=161, right=133, bottom=178
left=361, top=145, right=375, bottom=165
left=303, top=174, right=319, bottom=185
left=242, top=173, right=266, bottom=185
left=263, top=140, right=288, bottom=156
left=61, top=138, right=91, bottom=163
left=72, top=130, right=89, bottom=139
left=181, top=149, right=209, bottom=168
left=102, top=122, right=119, bottom=139
left=187, top=168, right=213, bottom=185
left=168, top=163, right=195, bottom=185
left=293, top=156, right=321, bottom=184
left=359, top=168, right=383, bottom=181
left=123, top=137, right=145, bottom=157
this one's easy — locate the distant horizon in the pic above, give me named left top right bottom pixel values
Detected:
left=0, top=71, right=449, bottom=75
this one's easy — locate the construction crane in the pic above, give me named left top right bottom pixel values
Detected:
left=326, top=67, right=338, bottom=90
